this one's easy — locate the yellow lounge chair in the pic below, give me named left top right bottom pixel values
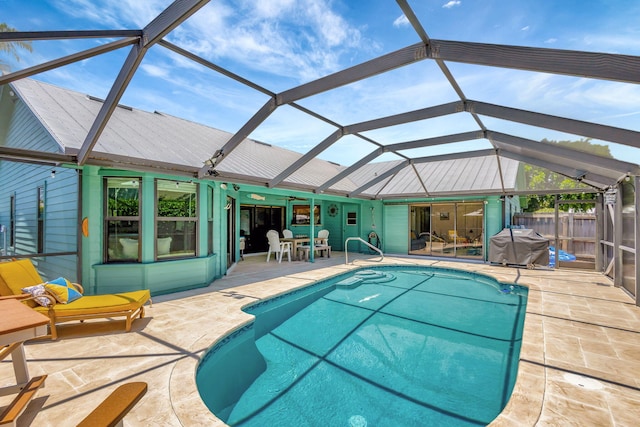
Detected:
left=0, top=259, right=151, bottom=340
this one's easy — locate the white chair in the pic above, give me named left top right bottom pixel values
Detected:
left=239, top=236, right=245, bottom=260
left=119, top=238, right=139, bottom=259
left=317, top=229, right=329, bottom=245
left=266, top=230, right=291, bottom=263
left=314, top=229, right=331, bottom=258
left=282, top=229, right=293, bottom=238
left=157, top=237, right=172, bottom=255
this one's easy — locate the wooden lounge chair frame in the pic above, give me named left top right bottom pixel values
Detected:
left=76, top=382, right=147, bottom=427
left=0, top=374, right=47, bottom=427
left=0, top=377, right=146, bottom=427
left=0, top=259, right=151, bottom=340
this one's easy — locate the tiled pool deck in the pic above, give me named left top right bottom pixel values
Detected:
left=2, top=253, right=640, bottom=426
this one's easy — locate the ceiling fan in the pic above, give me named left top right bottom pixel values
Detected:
left=276, top=196, right=308, bottom=201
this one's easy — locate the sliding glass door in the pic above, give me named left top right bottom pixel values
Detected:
left=410, top=202, right=484, bottom=259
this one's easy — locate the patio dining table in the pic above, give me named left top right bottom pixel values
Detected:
left=281, top=237, right=325, bottom=261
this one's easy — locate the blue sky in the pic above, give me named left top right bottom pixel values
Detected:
left=2, top=0, right=639, bottom=166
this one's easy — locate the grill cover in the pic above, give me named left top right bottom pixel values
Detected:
left=489, top=228, right=549, bottom=266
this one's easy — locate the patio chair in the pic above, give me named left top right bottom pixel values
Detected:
left=314, top=229, right=331, bottom=258
left=282, top=229, right=293, bottom=238
left=266, top=230, right=291, bottom=263
left=0, top=259, right=151, bottom=340
left=317, top=229, right=329, bottom=245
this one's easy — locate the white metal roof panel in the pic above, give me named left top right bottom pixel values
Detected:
left=10, top=78, right=522, bottom=198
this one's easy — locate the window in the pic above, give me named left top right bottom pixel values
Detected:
left=9, top=194, right=15, bottom=247
left=156, top=179, right=198, bottom=259
left=105, top=178, right=140, bottom=262
left=292, top=204, right=321, bottom=225
left=37, top=186, right=44, bottom=253
left=347, top=211, right=357, bottom=225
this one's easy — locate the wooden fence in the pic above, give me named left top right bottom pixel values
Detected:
left=513, top=213, right=596, bottom=260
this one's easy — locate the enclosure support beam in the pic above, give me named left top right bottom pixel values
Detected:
left=349, top=161, right=409, bottom=198
left=614, top=184, right=623, bottom=288
left=0, top=38, right=138, bottom=86
left=635, top=175, right=640, bottom=306
left=431, top=39, right=640, bottom=84
left=269, top=129, right=343, bottom=188
left=77, top=0, right=210, bottom=166
left=316, top=147, right=385, bottom=193
left=471, top=101, right=640, bottom=150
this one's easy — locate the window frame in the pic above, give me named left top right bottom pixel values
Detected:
left=207, top=185, right=214, bottom=255
left=9, top=193, right=15, bottom=248
left=104, top=177, right=142, bottom=263
left=155, top=179, right=199, bottom=260
left=291, top=204, right=321, bottom=225
left=346, top=211, right=357, bottom=225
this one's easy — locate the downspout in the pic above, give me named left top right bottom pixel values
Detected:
left=309, top=197, right=315, bottom=263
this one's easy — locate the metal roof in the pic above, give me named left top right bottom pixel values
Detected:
left=1, top=0, right=639, bottom=199
left=7, top=78, right=515, bottom=197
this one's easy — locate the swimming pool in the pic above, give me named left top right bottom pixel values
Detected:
left=196, top=266, right=528, bottom=426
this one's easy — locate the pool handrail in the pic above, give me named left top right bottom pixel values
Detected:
left=345, top=237, right=383, bottom=264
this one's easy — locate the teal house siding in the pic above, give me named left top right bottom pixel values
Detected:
left=382, top=204, right=409, bottom=254
left=361, top=200, right=383, bottom=247
left=92, top=256, right=218, bottom=295
left=79, top=167, right=103, bottom=294
left=81, top=169, right=222, bottom=296
left=322, top=203, right=343, bottom=250
left=485, top=196, right=505, bottom=243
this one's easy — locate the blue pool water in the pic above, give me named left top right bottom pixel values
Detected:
left=197, top=266, right=528, bottom=426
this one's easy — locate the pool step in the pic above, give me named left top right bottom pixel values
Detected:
left=353, top=270, right=396, bottom=284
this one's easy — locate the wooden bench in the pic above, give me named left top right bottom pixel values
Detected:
left=315, top=245, right=331, bottom=258
left=296, top=245, right=331, bottom=261
left=0, top=375, right=47, bottom=427
left=76, top=382, right=147, bottom=427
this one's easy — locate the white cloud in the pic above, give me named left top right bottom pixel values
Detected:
left=393, top=15, right=410, bottom=28
left=140, top=63, right=169, bottom=79
left=53, top=0, right=169, bottom=28
left=521, top=26, right=530, bottom=31
left=544, top=38, right=558, bottom=44
left=166, top=0, right=367, bottom=82
left=442, top=1, right=461, bottom=9
left=587, top=34, right=640, bottom=54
